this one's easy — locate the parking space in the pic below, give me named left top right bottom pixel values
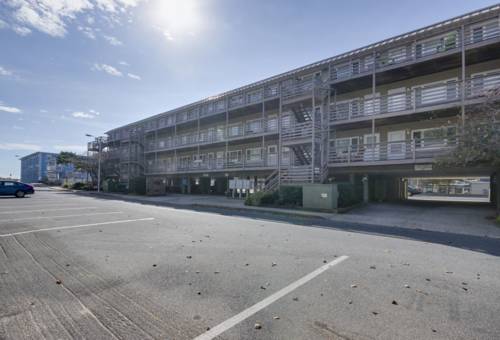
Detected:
left=1, top=188, right=500, bottom=339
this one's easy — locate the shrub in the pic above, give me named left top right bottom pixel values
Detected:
left=245, top=191, right=278, bottom=206
left=337, top=183, right=363, bottom=208
left=62, top=184, right=69, bottom=189
left=71, top=182, right=86, bottom=190
left=279, top=186, right=302, bottom=206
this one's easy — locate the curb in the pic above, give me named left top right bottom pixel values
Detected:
left=83, top=191, right=328, bottom=220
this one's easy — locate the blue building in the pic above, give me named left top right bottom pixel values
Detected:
left=20, top=152, right=89, bottom=184
left=20, top=152, right=58, bottom=183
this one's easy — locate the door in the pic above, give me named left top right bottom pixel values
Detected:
left=216, top=151, right=224, bottom=169
left=363, top=133, right=380, bottom=161
left=207, top=153, right=215, bottom=169
left=387, top=130, right=406, bottom=160
left=267, top=145, right=277, bottom=166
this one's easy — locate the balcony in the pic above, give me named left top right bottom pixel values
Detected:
left=146, top=117, right=279, bottom=153
left=330, top=71, right=500, bottom=123
left=330, top=17, right=500, bottom=83
left=281, top=79, right=317, bottom=101
left=281, top=120, right=321, bottom=143
left=329, top=137, right=457, bottom=166
left=146, top=155, right=277, bottom=175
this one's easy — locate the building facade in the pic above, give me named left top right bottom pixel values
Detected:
left=20, top=152, right=88, bottom=184
left=20, top=152, right=58, bottom=183
left=105, top=5, right=500, bottom=197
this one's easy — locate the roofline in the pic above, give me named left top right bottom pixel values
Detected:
left=19, top=151, right=59, bottom=160
left=107, top=3, right=500, bottom=134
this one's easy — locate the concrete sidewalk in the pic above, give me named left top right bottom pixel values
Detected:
left=75, top=190, right=500, bottom=239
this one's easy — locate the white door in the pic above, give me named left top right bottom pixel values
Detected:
left=363, top=133, right=380, bottom=161
left=387, top=130, right=406, bottom=160
left=267, top=145, right=277, bottom=166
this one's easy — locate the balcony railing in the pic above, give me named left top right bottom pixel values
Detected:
left=281, top=78, right=320, bottom=100
left=329, top=138, right=457, bottom=165
left=330, top=72, right=500, bottom=122
left=146, top=118, right=279, bottom=152
left=146, top=155, right=277, bottom=174
left=330, top=17, right=500, bottom=82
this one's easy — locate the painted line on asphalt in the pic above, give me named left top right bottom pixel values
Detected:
left=2, top=211, right=124, bottom=222
left=0, top=207, right=98, bottom=214
left=193, top=255, right=349, bottom=340
left=0, top=217, right=155, bottom=237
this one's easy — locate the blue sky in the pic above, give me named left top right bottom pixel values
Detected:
left=1, top=0, right=498, bottom=178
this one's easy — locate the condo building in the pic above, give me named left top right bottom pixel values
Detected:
left=103, top=5, right=500, bottom=198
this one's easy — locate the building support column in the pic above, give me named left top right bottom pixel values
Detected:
left=277, top=84, right=283, bottom=188
left=363, top=174, right=369, bottom=203
left=311, top=88, right=316, bottom=183
left=460, top=24, right=466, bottom=126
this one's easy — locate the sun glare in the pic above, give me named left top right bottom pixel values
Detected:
left=150, top=0, right=202, bottom=41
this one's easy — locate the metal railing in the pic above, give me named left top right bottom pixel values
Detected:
left=330, top=72, right=500, bottom=122
left=281, top=78, right=319, bottom=100
left=146, top=118, right=279, bottom=152
left=281, top=120, right=321, bottom=141
left=329, top=137, right=457, bottom=165
left=146, top=156, right=277, bottom=174
left=330, top=17, right=500, bottom=82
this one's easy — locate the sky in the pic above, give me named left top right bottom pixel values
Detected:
left=1, top=0, right=499, bottom=178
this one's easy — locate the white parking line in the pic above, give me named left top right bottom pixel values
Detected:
left=2, top=211, right=124, bottom=222
left=193, top=255, right=349, bottom=340
left=0, top=217, right=155, bottom=237
left=0, top=207, right=98, bottom=214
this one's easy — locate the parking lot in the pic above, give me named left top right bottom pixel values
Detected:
left=1, top=188, right=500, bottom=339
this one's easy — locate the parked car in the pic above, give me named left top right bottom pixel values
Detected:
left=408, top=185, right=422, bottom=196
left=0, top=181, right=35, bottom=198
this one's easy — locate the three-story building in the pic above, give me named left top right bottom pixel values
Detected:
left=105, top=5, right=500, bottom=198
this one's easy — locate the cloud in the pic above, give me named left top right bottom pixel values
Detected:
left=163, top=30, right=174, bottom=41
left=0, top=66, right=13, bottom=76
left=0, top=143, right=41, bottom=151
left=118, top=60, right=129, bottom=66
left=12, top=25, right=32, bottom=36
left=71, top=109, right=100, bottom=119
left=0, top=19, right=7, bottom=29
left=0, top=105, right=22, bottom=113
left=127, top=73, right=141, bottom=80
left=53, top=144, right=87, bottom=153
left=12, top=125, right=25, bottom=130
left=103, top=35, right=122, bottom=46
left=92, top=63, right=122, bottom=76
left=78, top=26, right=96, bottom=39
left=3, top=0, right=145, bottom=38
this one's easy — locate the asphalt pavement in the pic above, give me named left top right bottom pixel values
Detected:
left=1, top=187, right=499, bottom=339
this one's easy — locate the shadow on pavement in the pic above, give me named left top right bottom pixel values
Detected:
left=71, top=191, right=500, bottom=258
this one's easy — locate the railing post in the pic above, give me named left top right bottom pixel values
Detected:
left=412, top=140, right=416, bottom=161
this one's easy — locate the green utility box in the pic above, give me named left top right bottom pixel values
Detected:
left=302, top=183, right=338, bottom=212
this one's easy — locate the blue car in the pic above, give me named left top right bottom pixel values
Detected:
left=0, top=181, right=35, bottom=198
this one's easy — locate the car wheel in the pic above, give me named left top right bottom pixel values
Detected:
left=15, top=190, right=25, bottom=198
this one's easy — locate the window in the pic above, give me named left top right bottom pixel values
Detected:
left=469, top=18, right=499, bottom=43
left=412, top=126, right=457, bottom=149
left=245, top=119, right=262, bottom=134
left=228, top=124, right=242, bottom=137
left=246, top=148, right=262, bottom=162
left=228, top=150, right=242, bottom=164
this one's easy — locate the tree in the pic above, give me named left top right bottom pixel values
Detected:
left=437, top=89, right=500, bottom=215
left=57, top=151, right=97, bottom=185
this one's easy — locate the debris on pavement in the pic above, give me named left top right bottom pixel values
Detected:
left=404, top=284, right=410, bottom=288
left=186, top=255, right=192, bottom=259
left=369, top=265, right=376, bottom=269
left=292, top=297, right=299, bottom=301
left=273, top=316, right=280, bottom=320
left=350, top=284, right=357, bottom=288
left=55, top=279, right=62, bottom=285
left=254, top=323, right=262, bottom=329
left=392, top=300, right=398, bottom=305
left=372, top=311, right=379, bottom=315
left=272, top=262, right=277, bottom=267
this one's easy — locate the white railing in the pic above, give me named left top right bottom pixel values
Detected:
left=280, top=121, right=314, bottom=141
left=330, top=17, right=500, bottom=82
left=330, top=73, right=500, bottom=122
left=147, top=118, right=278, bottom=152
left=329, top=138, right=457, bottom=165
left=281, top=79, right=318, bottom=100
left=146, top=156, right=275, bottom=174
